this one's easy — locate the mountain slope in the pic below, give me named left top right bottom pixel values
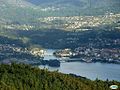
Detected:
left=0, top=0, right=40, bottom=24
left=0, top=63, right=120, bottom=90
left=25, top=0, right=120, bottom=7
left=0, top=0, right=120, bottom=24
left=25, top=0, right=120, bottom=13
left=26, top=0, right=85, bottom=7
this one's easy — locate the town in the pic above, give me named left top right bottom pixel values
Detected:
left=38, top=13, right=120, bottom=31
left=1, top=13, right=120, bottom=31
left=54, top=47, right=120, bottom=64
left=0, top=44, right=61, bottom=67
left=0, top=44, right=44, bottom=64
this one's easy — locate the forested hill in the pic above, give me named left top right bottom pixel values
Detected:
left=0, top=63, right=119, bottom=90
left=21, top=0, right=120, bottom=15
left=26, top=0, right=120, bottom=8
left=0, top=0, right=120, bottom=24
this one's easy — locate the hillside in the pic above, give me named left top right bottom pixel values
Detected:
left=0, top=0, right=120, bottom=64
left=0, top=0, right=120, bottom=24
left=0, top=63, right=119, bottom=90
left=15, top=0, right=120, bottom=16
left=25, top=0, right=120, bottom=9
left=0, top=0, right=40, bottom=24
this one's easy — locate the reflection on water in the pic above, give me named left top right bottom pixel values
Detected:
left=39, top=49, right=120, bottom=81
left=43, top=49, right=58, bottom=60
left=59, top=62, right=120, bottom=81
left=39, top=62, right=120, bottom=81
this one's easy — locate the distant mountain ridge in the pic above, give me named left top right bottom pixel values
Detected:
left=25, top=0, right=85, bottom=6
left=25, top=0, right=120, bottom=8
left=0, top=0, right=120, bottom=24
left=25, top=0, right=120, bottom=14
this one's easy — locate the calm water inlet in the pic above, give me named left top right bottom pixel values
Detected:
left=39, top=49, right=120, bottom=81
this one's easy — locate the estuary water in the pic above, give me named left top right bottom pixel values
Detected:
left=39, top=49, right=120, bottom=81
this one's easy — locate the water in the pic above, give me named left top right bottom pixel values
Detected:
left=43, top=49, right=59, bottom=60
left=39, top=49, right=120, bottom=81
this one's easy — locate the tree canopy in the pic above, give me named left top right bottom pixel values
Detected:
left=0, top=63, right=119, bottom=90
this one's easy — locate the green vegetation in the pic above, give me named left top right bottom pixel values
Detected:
left=0, top=27, right=120, bottom=49
left=0, top=63, right=119, bottom=90
left=0, top=1, right=120, bottom=89
left=0, top=0, right=120, bottom=33
left=0, top=0, right=120, bottom=25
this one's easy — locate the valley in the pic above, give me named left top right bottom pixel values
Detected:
left=0, top=0, right=120, bottom=84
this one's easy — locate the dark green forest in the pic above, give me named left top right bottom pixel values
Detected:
left=0, top=63, right=119, bottom=90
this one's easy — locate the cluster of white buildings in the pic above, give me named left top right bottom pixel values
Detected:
left=12, top=47, right=45, bottom=57
left=39, top=13, right=120, bottom=30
